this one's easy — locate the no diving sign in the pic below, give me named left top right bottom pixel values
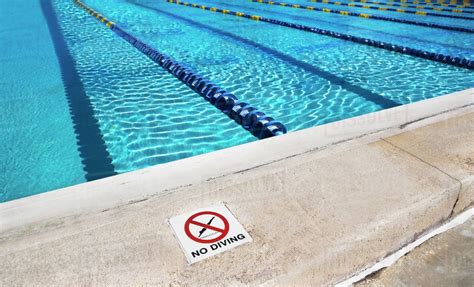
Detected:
left=169, top=204, right=252, bottom=264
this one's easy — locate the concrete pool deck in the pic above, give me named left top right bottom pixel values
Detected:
left=357, top=214, right=474, bottom=286
left=0, top=88, right=473, bottom=285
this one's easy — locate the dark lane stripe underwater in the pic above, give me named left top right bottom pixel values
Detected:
left=40, top=0, right=117, bottom=181
left=74, top=0, right=287, bottom=139
left=131, top=1, right=401, bottom=109
left=165, top=0, right=473, bottom=69
left=207, top=0, right=474, bottom=53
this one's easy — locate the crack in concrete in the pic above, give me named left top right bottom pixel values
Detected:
left=399, top=103, right=474, bottom=129
left=209, top=104, right=474, bottom=186
left=380, top=138, right=463, bottom=219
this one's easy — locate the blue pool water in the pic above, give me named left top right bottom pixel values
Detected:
left=0, top=0, right=472, bottom=202
left=196, top=0, right=474, bottom=58
left=297, top=1, right=474, bottom=28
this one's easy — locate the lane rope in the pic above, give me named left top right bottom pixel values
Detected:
left=134, top=1, right=401, bottom=109
left=167, top=0, right=474, bottom=69
left=377, top=0, right=473, bottom=9
left=341, top=0, right=474, bottom=13
left=73, top=0, right=287, bottom=139
left=308, top=0, right=474, bottom=17
left=251, top=0, right=474, bottom=29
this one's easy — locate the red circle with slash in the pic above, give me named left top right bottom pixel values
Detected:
left=184, top=211, right=230, bottom=244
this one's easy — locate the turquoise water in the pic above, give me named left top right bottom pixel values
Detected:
left=335, top=1, right=474, bottom=15
left=55, top=0, right=254, bottom=174
left=297, top=0, right=474, bottom=27
left=0, top=0, right=85, bottom=200
left=0, top=0, right=472, bottom=202
left=199, top=0, right=474, bottom=59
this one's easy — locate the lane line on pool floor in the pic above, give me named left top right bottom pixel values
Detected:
left=73, top=0, right=287, bottom=139
left=166, top=0, right=474, bottom=69
left=40, top=0, right=117, bottom=181
left=339, top=0, right=474, bottom=13
left=253, top=0, right=474, bottom=27
left=132, top=1, right=400, bottom=109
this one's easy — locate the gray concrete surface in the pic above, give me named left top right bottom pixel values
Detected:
left=385, top=112, right=474, bottom=215
left=357, top=217, right=474, bottom=287
left=1, top=108, right=472, bottom=285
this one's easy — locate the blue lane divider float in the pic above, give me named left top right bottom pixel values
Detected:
left=304, top=0, right=474, bottom=19
left=167, top=0, right=473, bottom=70
left=73, top=0, right=287, bottom=139
left=255, top=0, right=474, bottom=31
left=260, top=0, right=474, bottom=31
left=335, top=0, right=474, bottom=14
left=390, top=0, right=473, bottom=9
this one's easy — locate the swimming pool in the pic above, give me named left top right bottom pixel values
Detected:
left=0, top=0, right=472, bottom=202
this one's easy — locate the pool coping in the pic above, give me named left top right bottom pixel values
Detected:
left=1, top=88, right=473, bottom=232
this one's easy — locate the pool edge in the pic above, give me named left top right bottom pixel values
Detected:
left=1, top=88, right=473, bottom=232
